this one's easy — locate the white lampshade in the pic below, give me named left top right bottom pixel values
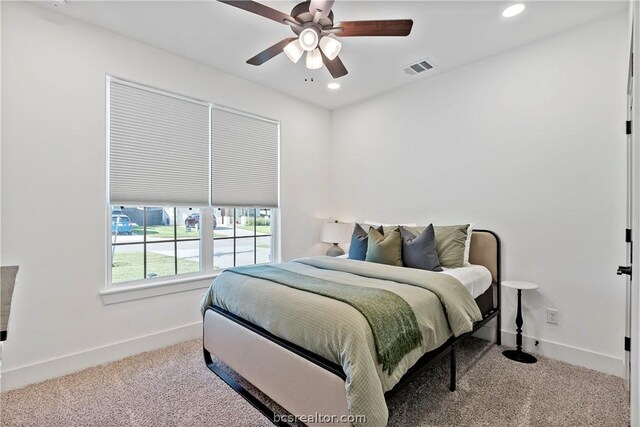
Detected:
left=306, top=48, right=324, bottom=70
left=299, top=28, right=319, bottom=51
left=321, top=222, right=352, bottom=244
left=319, top=36, right=342, bottom=61
left=284, top=39, right=304, bottom=63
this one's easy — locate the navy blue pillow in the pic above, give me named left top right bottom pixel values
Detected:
left=348, top=224, right=383, bottom=260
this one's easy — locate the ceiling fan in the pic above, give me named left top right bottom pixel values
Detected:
left=218, top=0, right=414, bottom=78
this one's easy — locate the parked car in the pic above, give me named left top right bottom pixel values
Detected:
left=184, top=213, right=217, bottom=231
left=112, top=215, right=132, bottom=235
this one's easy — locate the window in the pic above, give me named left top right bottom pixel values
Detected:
left=110, top=206, right=274, bottom=285
left=111, top=207, right=201, bottom=284
left=107, top=77, right=279, bottom=288
left=212, top=208, right=272, bottom=270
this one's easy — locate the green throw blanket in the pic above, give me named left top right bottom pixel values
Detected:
left=227, top=264, right=423, bottom=375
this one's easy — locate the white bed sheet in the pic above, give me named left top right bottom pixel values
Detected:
left=440, top=264, right=492, bottom=298
left=341, top=254, right=492, bottom=299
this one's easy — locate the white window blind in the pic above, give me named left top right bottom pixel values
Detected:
left=211, top=107, right=279, bottom=208
left=109, top=80, right=210, bottom=206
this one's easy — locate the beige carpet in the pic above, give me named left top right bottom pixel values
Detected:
left=1, top=338, right=629, bottom=426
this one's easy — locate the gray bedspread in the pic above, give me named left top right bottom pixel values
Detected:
left=201, top=256, right=482, bottom=426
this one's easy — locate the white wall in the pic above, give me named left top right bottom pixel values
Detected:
left=0, top=2, right=331, bottom=389
left=331, top=12, right=628, bottom=375
left=1, top=1, right=629, bottom=390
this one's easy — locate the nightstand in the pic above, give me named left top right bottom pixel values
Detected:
left=501, top=280, right=538, bottom=364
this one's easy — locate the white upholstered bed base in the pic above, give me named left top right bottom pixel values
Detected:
left=203, top=230, right=500, bottom=426
left=204, top=310, right=351, bottom=426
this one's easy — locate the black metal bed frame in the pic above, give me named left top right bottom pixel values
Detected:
left=203, top=229, right=501, bottom=426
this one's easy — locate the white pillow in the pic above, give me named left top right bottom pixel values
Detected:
left=363, top=220, right=417, bottom=227
left=464, top=223, right=473, bottom=265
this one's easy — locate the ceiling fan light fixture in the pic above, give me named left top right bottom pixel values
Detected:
left=299, top=27, right=320, bottom=51
left=217, top=0, right=414, bottom=79
left=319, top=36, right=342, bottom=61
left=284, top=39, right=304, bottom=63
left=306, top=48, right=324, bottom=69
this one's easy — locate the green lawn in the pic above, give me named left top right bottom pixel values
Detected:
left=130, top=225, right=226, bottom=239
left=112, top=251, right=199, bottom=283
left=131, top=225, right=198, bottom=239
left=237, top=225, right=271, bottom=235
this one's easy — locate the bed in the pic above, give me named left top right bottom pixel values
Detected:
left=202, top=229, right=501, bottom=427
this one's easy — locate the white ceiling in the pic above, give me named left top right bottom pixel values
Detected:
left=38, top=1, right=627, bottom=109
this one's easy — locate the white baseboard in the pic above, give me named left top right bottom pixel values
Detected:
left=1, top=321, right=202, bottom=392
left=474, top=323, right=624, bottom=377
left=1, top=320, right=624, bottom=392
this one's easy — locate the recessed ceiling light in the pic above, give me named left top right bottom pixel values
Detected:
left=502, top=3, right=526, bottom=18
left=327, top=82, right=341, bottom=90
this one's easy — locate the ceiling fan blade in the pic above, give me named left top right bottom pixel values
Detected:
left=218, top=0, right=297, bottom=25
left=246, top=37, right=298, bottom=66
left=333, top=19, right=414, bottom=37
left=309, top=0, right=334, bottom=20
left=320, top=51, right=348, bottom=78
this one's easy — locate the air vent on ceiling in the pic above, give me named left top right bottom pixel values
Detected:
left=403, top=58, right=436, bottom=76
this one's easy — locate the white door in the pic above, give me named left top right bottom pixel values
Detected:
left=625, top=3, right=633, bottom=393
left=629, top=2, right=639, bottom=425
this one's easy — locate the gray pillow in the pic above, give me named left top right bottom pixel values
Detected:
left=365, top=226, right=403, bottom=266
left=434, top=224, right=469, bottom=268
left=403, top=224, right=470, bottom=268
left=399, top=225, right=443, bottom=272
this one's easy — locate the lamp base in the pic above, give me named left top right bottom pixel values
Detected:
left=326, top=243, right=345, bottom=257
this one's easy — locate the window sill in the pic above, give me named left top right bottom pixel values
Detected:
left=100, top=273, right=220, bottom=305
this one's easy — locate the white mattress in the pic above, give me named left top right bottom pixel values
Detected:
left=440, top=264, right=493, bottom=299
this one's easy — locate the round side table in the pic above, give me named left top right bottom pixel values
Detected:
left=501, top=280, right=538, bottom=364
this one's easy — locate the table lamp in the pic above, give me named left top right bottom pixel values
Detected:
left=321, top=221, right=351, bottom=257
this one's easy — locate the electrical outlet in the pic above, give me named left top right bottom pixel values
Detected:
left=547, top=308, right=559, bottom=325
